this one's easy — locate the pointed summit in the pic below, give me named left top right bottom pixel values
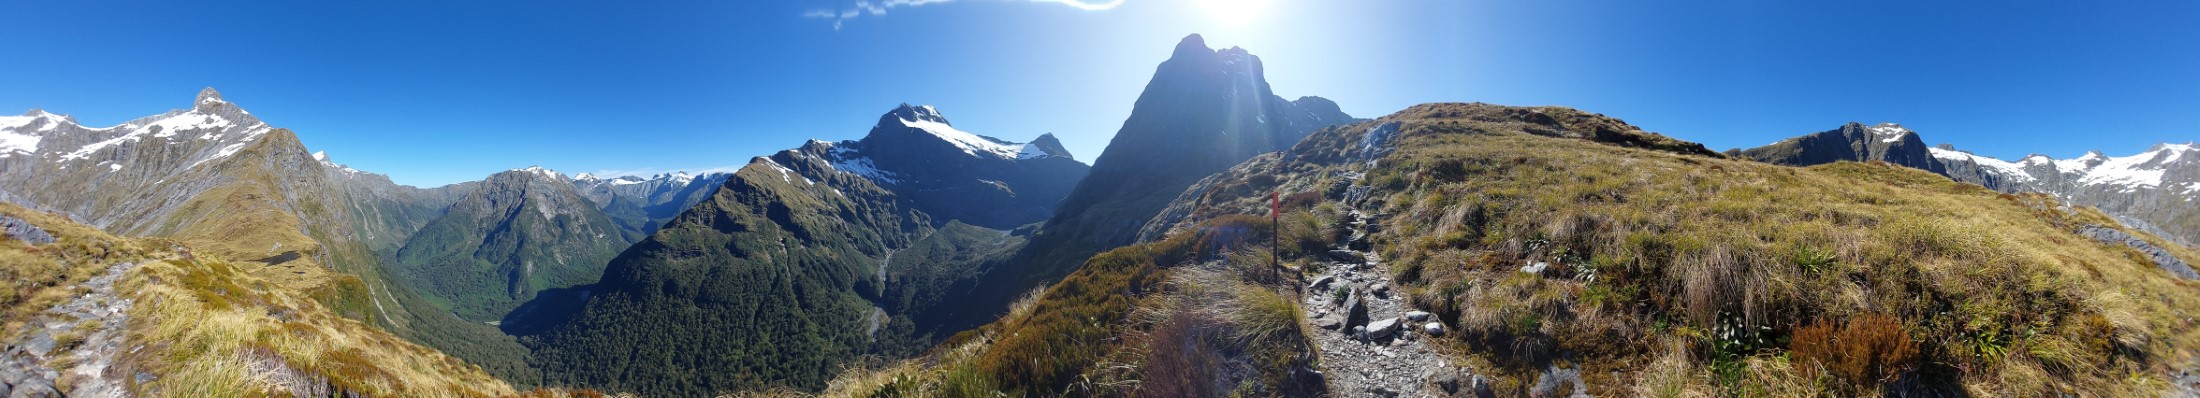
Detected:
left=1021, top=133, right=1074, bottom=161
left=195, top=87, right=223, bottom=104
left=1172, top=33, right=1210, bottom=58
left=879, top=103, right=951, bottom=127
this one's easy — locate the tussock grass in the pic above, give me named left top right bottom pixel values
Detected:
left=798, top=102, right=2200, bottom=397
left=0, top=205, right=150, bottom=343
left=0, top=203, right=522, bottom=397
left=1103, top=103, right=2200, bottom=396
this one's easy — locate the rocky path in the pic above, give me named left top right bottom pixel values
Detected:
left=1, top=261, right=142, bottom=397
left=1304, top=211, right=1490, bottom=398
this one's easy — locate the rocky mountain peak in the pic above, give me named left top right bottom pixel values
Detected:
left=508, top=165, right=563, bottom=180
left=1172, top=33, right=1209, bottom=58
left=194, top=87, right=227, bottom=111
left=880, top=103, right=951, bottom=127
left=1023, top=133, right=1073, bottom=160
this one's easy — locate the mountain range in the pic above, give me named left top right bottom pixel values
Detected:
left=1, top=33, right=2197, bottom=397
left=1739, top=122, right=2200, bottom=247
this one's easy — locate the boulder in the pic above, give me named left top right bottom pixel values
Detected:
left=0, top=215, right=53, bottom=246
left=1424, top=322, right=1446, bottom=336
left=1367, top=318, right=1401, bottom=339
left=2079, top=225, right=2198, bottom=279
left=1327, top=250, right=1366, bottom=264
left=1371, top=283, right=1391, bottom=298
left=1316, top=315, right=1343, bottom=330
left=1346, top=231, right=1371, bottom=251
left=1433, top=372, right=1461, bottom=394
left=1308, top=275, right=1336, bottom=291
left=1342, top=291, right=1369, bottom=327
left=8, top=376, right=55, bottom=398
left=1405, top=311, right=1432, bottom=321
left=1520, top=261, right=1550, bottom=275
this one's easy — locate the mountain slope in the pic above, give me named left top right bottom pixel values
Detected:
left=526, top=105, right=1089, bottom=396
left=394, top=167, right=640, bottom=321
left=1742, top=123, right=2200, bottom=249
left=0, top=89, right=551, bottom=384
left=811, top=102, right=2200, bottom=397
left=920, top=35, right=1360, bottom=337
left=0, top=203, right=519, bottom=397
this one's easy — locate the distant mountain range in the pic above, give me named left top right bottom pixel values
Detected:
left=524, top=101, right=1091, bottom=395
left=4, top=34, right=2198, bottom=398
left=1740, top=122, right=2200, bottom=247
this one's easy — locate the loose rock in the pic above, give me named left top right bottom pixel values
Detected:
left=1328, top=249, right=1367, bottom=264
left=1406, top=311, right=1431, bottom=321
left=1367, top=318, right=1401, bottom=340
left=1309, top=275, right=1336, bottom=290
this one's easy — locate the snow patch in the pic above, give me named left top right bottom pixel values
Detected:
left=759, top=157, right=812, bottom=185
left=827, top=146, right=901, bottom=184
left=1015, top=142, right=1056, bottom=160
left=146, top=112, right=235, bottom=138
left=0, top=130, right=38, bottom=154
left=515, top=166, right=563, bottom=180
left=1928, top=147, right=2035, bottom=183
left=898, top=117, right=1021, bottom=158
left=1866, top=123, right=1911, bottom=144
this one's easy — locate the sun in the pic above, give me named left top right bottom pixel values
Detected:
left=1193, top=0, right=1273, bottom=28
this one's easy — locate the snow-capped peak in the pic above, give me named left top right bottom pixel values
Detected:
left=514, top=165, right=563, bottom=180
left=1866, top=122, right=1912, bottom=143
left=1929, top=146, right=2035, bottom=183
left=885, top=105, right=1022, bottom=159
left=312, top=151, right=329, bottom=162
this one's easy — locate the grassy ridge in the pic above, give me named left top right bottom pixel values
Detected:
left=0, top=203, right=535, bottom=397
left=769, top=213, right=1328, bottom=397
left=799, top=102, right=2200, bottom=397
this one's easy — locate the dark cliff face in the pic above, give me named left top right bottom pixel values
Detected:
left=1039, top=34, right=1352, bottom=256
left=922, top=34, right=1356, bottom=336
left=1748, top=123, right=2200, bottom=248
left=1740, top=122, right=1942, bottom=173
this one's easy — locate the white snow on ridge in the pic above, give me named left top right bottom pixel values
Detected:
left=898, top=117, right=1021, bottom=159
left=2054, top=152, right=2107, bottom=173
left=1015, top=142, right=1057, bottom=160
left=826, top=145, right=901, bottom=184
left=0, top=130, right=39, bottom=154
left=148, top=112, right=236, bottom=138
left=1867, top=123, right=1911, bottom=144
left=759, top=157, right=813, bottom=185
left=1928, top=147, right=2035, bottom=183
left=2074, top=146, right=2182, bottom=189
left=516, top=166, right=564, bottom=180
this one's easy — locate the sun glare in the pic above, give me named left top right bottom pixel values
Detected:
left=1194, top=0, right=1272, bottom=28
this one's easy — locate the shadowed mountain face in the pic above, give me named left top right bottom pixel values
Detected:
left=923, top=34, right=1360, bottom=335
left=1738, top=122, right=1942, bottom=173
left=1743, top=123, right=2200, bottom=247
left=524, top=104, right=1088, bottom=396
left=1043, top=34, right=1354, bottom=254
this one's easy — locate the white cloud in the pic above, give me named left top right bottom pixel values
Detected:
left=805, top=0, right=1125, bottom=30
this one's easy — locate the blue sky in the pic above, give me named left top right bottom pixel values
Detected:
left=4, top=0, right=2197, bottom=186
